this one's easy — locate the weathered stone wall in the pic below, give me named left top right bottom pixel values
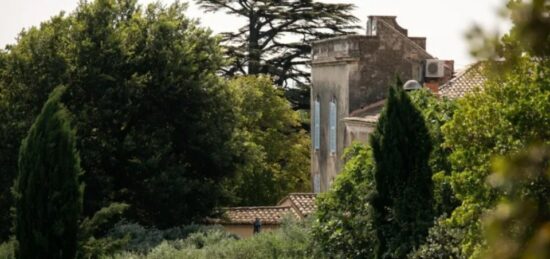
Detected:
left=311, top=16, right=435, bottom=192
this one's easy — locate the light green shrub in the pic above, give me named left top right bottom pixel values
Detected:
left=0, top=240, right=16, bottom=259
left=111, top=219, right=316, bottom=259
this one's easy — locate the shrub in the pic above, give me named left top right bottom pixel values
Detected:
left=13, top=85, right=83, bottom=258
left=0, top=240, right=16, bottom=259
left=106, top=222, right=228, bottom=253
left=312, top=144, right=377, bottom=258
left=111, top=219, right=316, bottom=259
left=408, top=216, right=464, bottom=259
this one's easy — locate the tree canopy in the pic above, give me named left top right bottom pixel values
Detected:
left=224, top=76, right=310, bottom=206
left=370, top=82, right=434, bottom=258
left=0, top=0, right=238, bottom=232
left=14, top=86, right=83, bottom=258
left=196, top=0, right=359, bottom=108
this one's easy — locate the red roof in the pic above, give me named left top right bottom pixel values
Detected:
left=440, top=62, right=487, bottom=98
left=209, top=193, right=317, bottom=225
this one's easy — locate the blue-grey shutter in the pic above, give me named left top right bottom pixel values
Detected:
left=314, top=174, right=320, bottom=193
left=314, top=99, right=320, bottom=150
left=329, top=100, right=337, bottom=153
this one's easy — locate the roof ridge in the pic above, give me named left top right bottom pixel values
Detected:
left=376, top=19, right=433, bottom=58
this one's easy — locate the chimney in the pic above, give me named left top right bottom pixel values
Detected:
left=424, top=80, right=439, bottom=94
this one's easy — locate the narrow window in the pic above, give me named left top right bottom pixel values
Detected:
left=313, top=174, right=320, bottom=193
left=329, top=98, right=337, bottom=154
left=314, top=97, right=320, bottom=150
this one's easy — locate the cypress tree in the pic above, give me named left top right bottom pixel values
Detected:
left=370, top=81, right=434, bottom=258
left=13, top=86, right=83, bottom=259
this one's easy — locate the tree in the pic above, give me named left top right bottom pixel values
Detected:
left=483, top=144, right=550, bottom=259
left=0, top=0, right=237, bottom=230
left=224, top=76, right=310, bottom=205
left=312, top=144, right=377, bottom=259
left=13, top=86, right=83, bottom=258
left=408, top=89, right=459, bottom=216
left=196, top=0, right=359, bottom=108
left=370, top=82, right=434, bottom=258
left=421, top=1, right=550, bottom=257
left=440, top=57, right=549, bottom=257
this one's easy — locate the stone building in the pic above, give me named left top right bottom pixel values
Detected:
left=207, top=193, right=316, bottom=238
left=310, top=16, right=455, bottom=192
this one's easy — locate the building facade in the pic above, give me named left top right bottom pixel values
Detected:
left=310, top=16, right=453, bottom=192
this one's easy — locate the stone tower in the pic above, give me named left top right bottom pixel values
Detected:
left=310, top=16, right=452, bottom=192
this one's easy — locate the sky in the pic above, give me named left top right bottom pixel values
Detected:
left=0, top=0, right=511, bottom=69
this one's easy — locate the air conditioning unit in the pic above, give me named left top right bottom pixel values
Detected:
left=425, top=59, right=445, bottom=78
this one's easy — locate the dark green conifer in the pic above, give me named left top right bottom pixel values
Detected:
left=13, top=86, right=83, bottom=259
left=370, top=81, right=434, bottom=258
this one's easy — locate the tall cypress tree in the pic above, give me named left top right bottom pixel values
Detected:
left=13, top=86, right=83, bottom=259
left=370, top=81, right=434, bottom=258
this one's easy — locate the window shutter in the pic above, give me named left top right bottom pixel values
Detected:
left=329, top=100, right=337, bottom=153
left=314, top=99, right=320, bottom=150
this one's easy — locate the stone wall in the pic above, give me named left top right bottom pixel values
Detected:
left=310, top=16, right=436, bottom=192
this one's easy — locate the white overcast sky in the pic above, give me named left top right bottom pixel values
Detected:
left=0, top=0, right=511, bottom=69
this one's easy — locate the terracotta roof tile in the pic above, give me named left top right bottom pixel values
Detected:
left=211, top=206, right=299, bottom=225
left=286, top=193, right=317, bottom=217
left=440, top=62, right=487, bottom=98
left=208, top=193, right=318, bottom=225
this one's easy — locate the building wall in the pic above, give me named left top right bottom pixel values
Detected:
left=221, top=224, right=279, bottom=238
left=311, top=16, right=434, bottom=192
left=310, top=62, right=353, bottom=192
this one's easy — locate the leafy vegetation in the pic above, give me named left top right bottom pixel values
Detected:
left=312, top=144, right=377, bottom=258
left=111, top=219, right=315, bottom=259
left=370, top=82, right=434, bottom=258
left=196, top=0, right=360, bottom=109
left=0, top=0, right=548, bottom=258
left=409, top=89, right=459, bottom=216
left=483, top=144, right=550, bottom=259
left=225, top=76, right=310, bottom=205
left=440, top=57, right=549, bottom=257
left=14, top=86, right=83, bottom=258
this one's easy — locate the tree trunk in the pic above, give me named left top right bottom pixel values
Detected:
left=248, top=11, right=260, bottom=74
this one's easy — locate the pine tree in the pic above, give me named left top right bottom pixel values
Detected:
left=370, top=81, right=434, bottom=258
left=13, top=86, right=83, bottom=259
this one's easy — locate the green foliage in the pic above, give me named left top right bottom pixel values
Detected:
left=111, top=219, right=315, bottom=259
left=0, top=0, right=237, bottom=232
left=196, top=0, right=359, bottom=109
left=0, top=240, right=16, bottom=259
left=224, top=76, right=310, bottom=205
left=442, top=58, right=550, bottom=257
left=14, top=86, right=83, bottom=258
left=408, top=89, right=459, bottom=216
left=106, top=222, right=227, bottom=253
left=78, top=203, right=129, bottom=258
left=482, top=145, right=550, bottom=259
left=370, top=82, right=434, bottom=258
left=196, top=0, right=358, bottom=82
left=407, top=216, right=464, bottom=259
left=312, top=144, right=377, bottom=258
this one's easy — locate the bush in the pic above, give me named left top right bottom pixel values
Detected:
left=106, top=222, right=229, bottom=253
left=0, top=240, right=16, bottom=259
left=312, top=144, right=377, bottom=258
left=408, top=216, right=464, bottom=259
left=111, top=219, right=316, bottom=259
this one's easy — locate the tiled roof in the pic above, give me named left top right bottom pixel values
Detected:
left=209, top=193, right=317, bottom=225
left=211, top=206, right=299, bottom=225
left=283, top=193, right=317, bottom=218
left=440, top=62, right=487, bottom=98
